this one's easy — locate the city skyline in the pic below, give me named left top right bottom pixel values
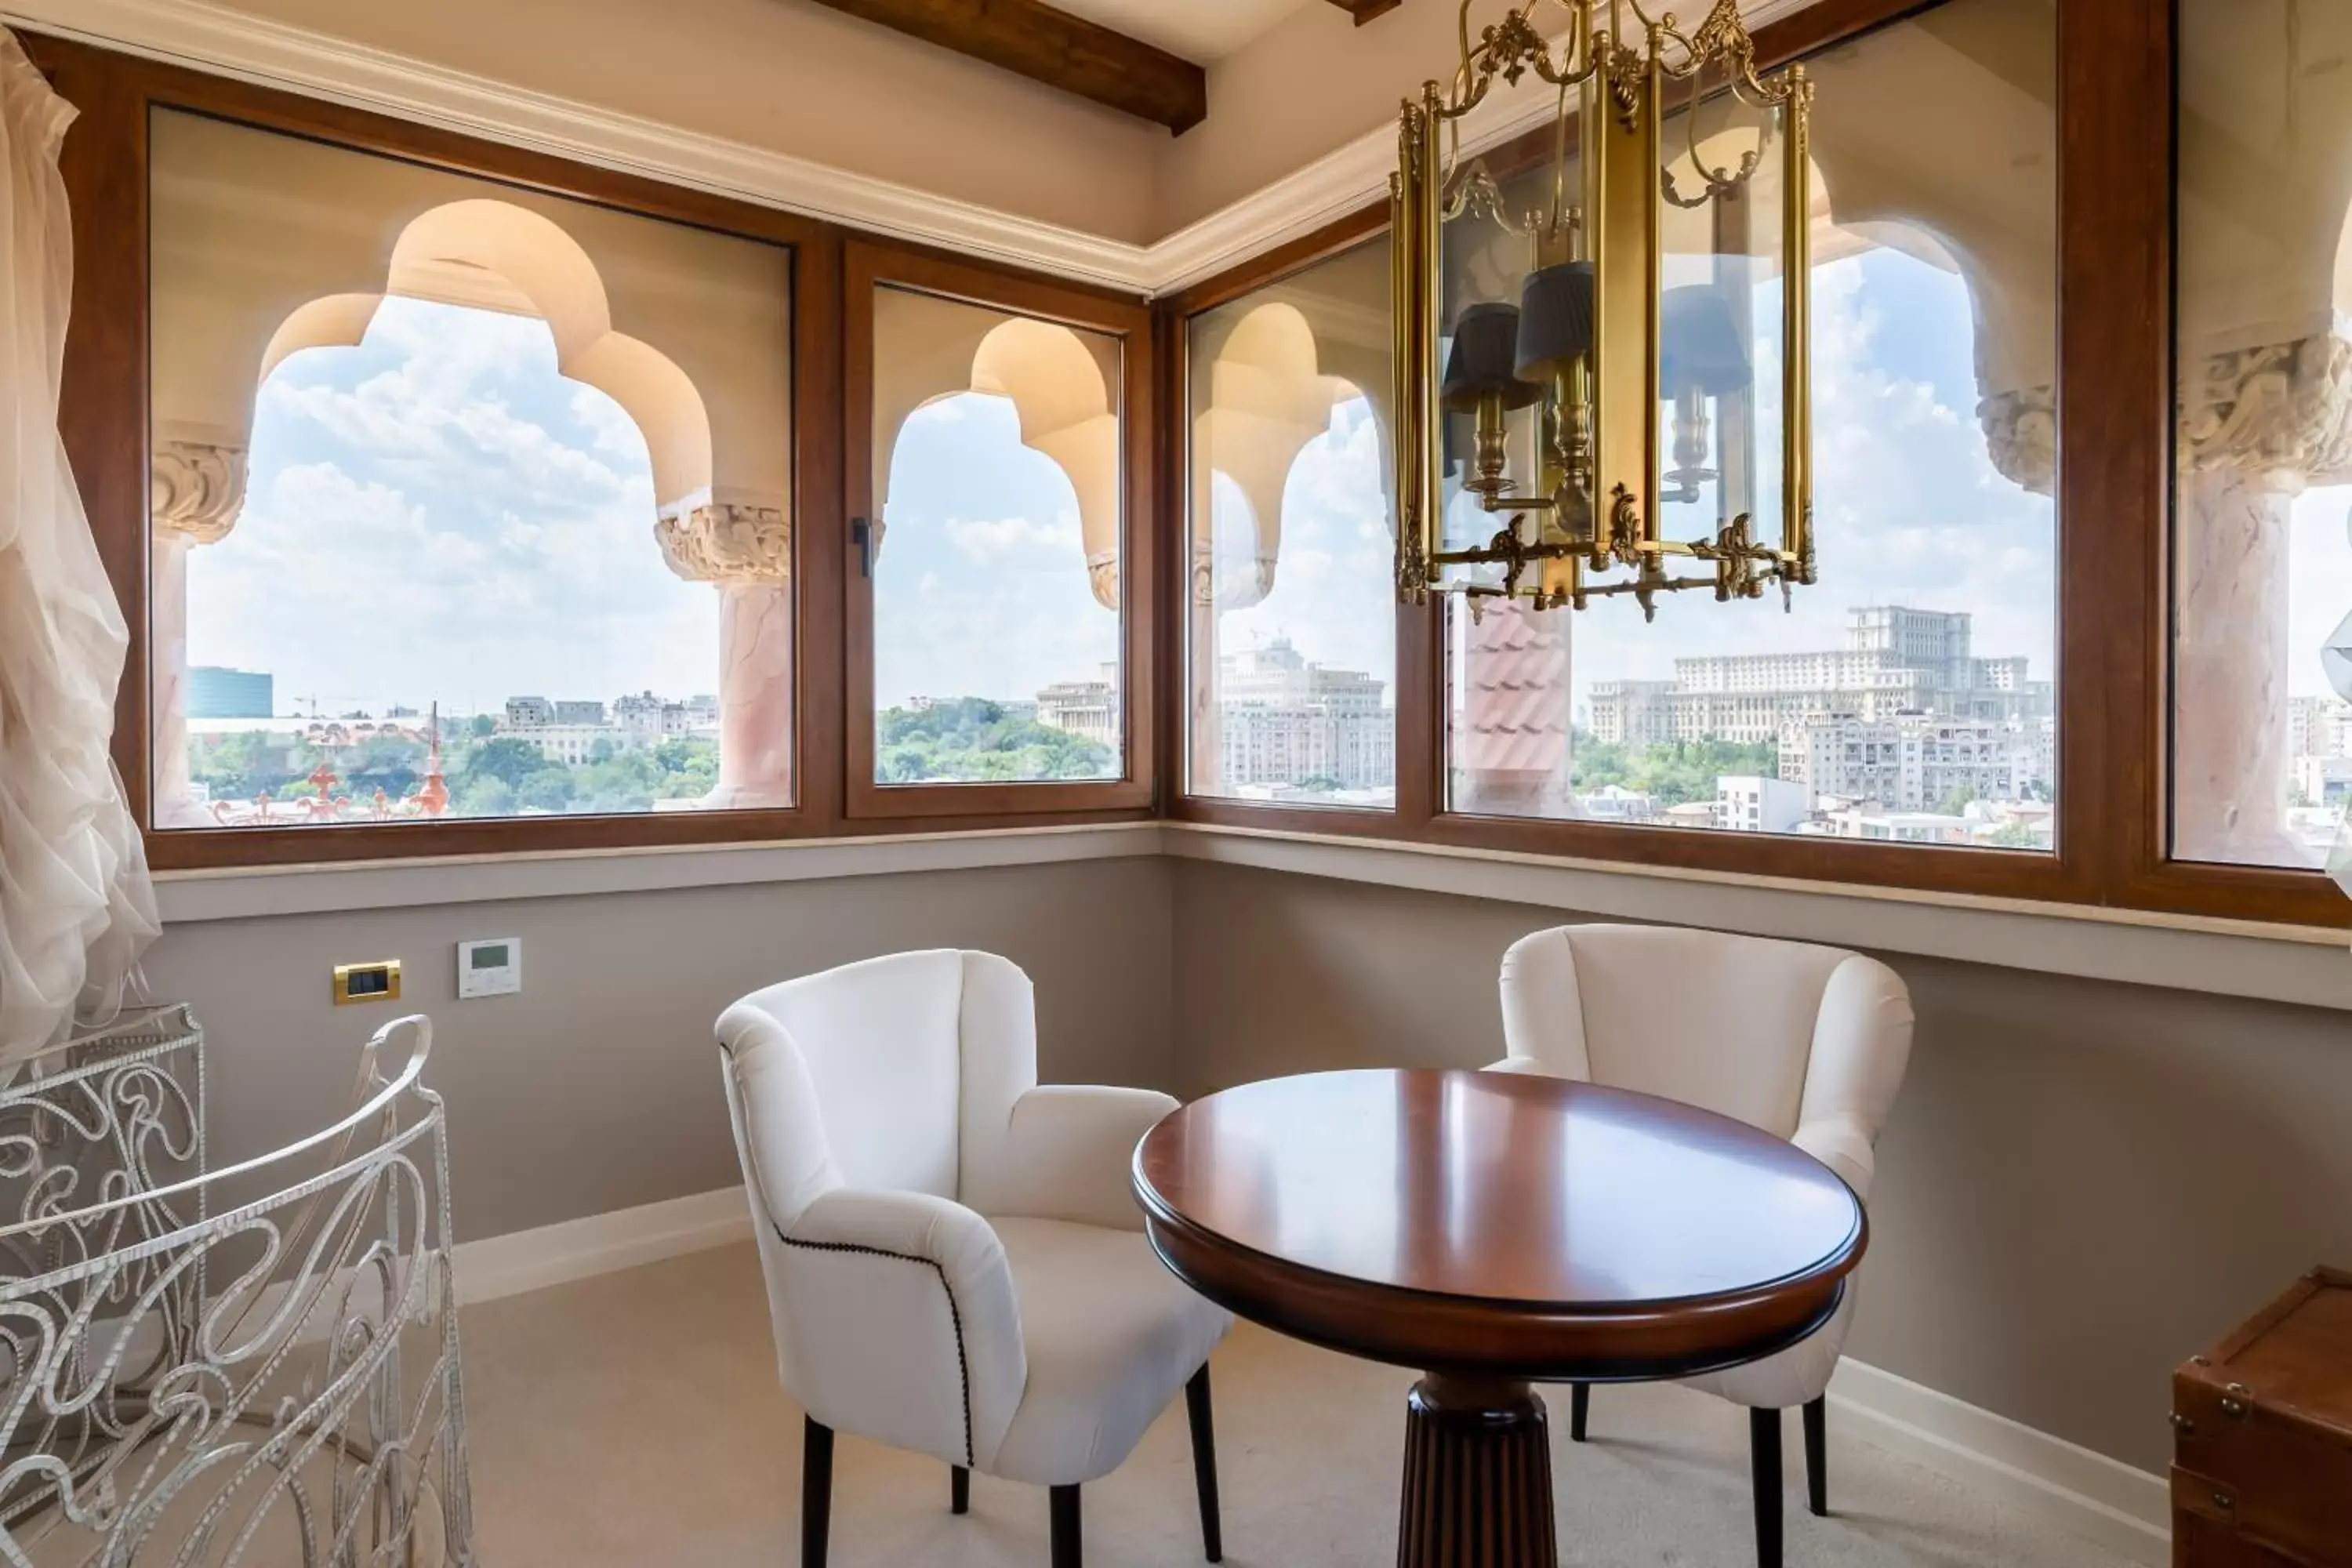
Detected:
left=1564, top=250, right=2058, bottom=722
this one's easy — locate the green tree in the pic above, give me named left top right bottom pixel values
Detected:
left=516, top=768, right=577, bottom=813
left=1590, top=739, right=1780, bottom=806
left=454, top=775, right=515, bottom=818
left=1939, top=784, right=1980, bottom=817
left=462, top=737, right=555, bottom=791
left=191, top=730, right=296, bottom=802
left=1987, top=820, right=2043, bottom=849
left=877, top=699, right=1113, bottom=783
left=469, top=714, right=496, bottom=739
left=346, top=735, right=425, bottom=799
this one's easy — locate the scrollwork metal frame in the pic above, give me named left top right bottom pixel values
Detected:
left=0, top=1012, right=474, bottom=1567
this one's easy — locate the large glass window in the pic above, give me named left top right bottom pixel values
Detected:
left=2173, top=0, right=2352, bottom=870
left=150, top=110, right=794, bottom=833
left=1441, top=0, right=2058, bottom=851
left=1185, top=241, right=1397, bottom=807
left=866, top=285, right=1127, bottom=786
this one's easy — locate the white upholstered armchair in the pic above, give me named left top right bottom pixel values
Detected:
left=1491, top=924, right=1914, bottom=1568
left=717, top=949, right=1232, bottom=1568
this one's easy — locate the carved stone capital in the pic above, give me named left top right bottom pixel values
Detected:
left=1192, top=554, right=1278, bottom=609
left=151, top=441, right=248, bottom=545
left=656, top=503, right=792, bottom=586
left=2181, top=332, right=2352, bottom=492
left=1088, top=550, right=1120, bottom=610
left=1977, top=386, right=2055, bottom=498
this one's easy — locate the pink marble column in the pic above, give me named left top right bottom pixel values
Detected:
left=655, top=500, right=793, bottom=810
left=2173, top=466, right=2297, bottom=864
left=147, top=532, right=208, bottom=828
left=709, top=581, right=794, bottom=810
left=2173, top=335, right=2352, bottom=866
left=148, top=441, right=246, bottom=829
left=1452, top=601, right=1572, bottom=817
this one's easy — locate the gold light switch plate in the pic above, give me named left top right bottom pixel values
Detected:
left=332, top=960, right=402, bottom=1006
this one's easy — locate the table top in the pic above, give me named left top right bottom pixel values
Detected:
left=1133, top=1068, right=1867, bottom=1381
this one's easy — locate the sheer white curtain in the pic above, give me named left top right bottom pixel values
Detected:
left=0, top=28, right=158, bottom=1069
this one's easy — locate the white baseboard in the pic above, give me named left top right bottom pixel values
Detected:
left=445, top=1188, right=2172, bottom=1564
left=452, top=1185, right=752, bottom=1307
left=1828, top=1358, right=2171, bottom=1566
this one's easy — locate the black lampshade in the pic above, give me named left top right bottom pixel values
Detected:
left=1514, top=262, right=1595, bottom=381
left=1659, top=286, right=1751, bottom=397
left=1442, top=303, right=1542, bottom=412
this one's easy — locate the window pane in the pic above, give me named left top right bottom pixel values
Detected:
left=151, top=110, right=794, bottom=831
left=869, top=287, right=1125, bottom=785
left=1445, top=0, right=2059, bottom=851
left=2174, top=0, right=2352, bottom=869
left=1185, top=241, right=1396, bottom=806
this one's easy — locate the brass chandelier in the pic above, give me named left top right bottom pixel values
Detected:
left=1392, top=0, right=1817, bottom=619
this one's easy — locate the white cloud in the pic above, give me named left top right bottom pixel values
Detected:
left=1564, top=249, right=2058, bottom=709
left=187, top=298, right=717, bottom=715
left=943, top=514, right=1084, bottom=564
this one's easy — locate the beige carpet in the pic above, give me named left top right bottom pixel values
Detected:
left=459, top=1244, right=2135, bottom=1567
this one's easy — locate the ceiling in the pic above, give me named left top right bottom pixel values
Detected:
left=1048, top=0, right=1319, bottom=64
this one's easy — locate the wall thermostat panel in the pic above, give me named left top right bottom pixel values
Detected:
left=457, top=938, right=521, bottom=1000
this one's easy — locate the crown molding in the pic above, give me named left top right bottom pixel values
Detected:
left=5, top=0, right=1824, bottom=297
left=1146, top=0, right=1828, bottom=294
left=2, top=0, right=1156, bottom=290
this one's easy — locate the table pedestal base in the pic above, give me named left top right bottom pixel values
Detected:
left=1396, top=1374, right=1558, bottom=1568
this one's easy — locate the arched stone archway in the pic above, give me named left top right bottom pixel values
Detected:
left=1185, top=250, right=1397, bottom=796
left=149, top=179, right=795, bottom=823
left=870, top=294, right=1126, bottom=608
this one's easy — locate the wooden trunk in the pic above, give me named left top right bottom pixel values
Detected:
left=2172, top=1269, right=2352, bottom=1567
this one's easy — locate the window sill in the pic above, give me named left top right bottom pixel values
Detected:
left=156, top=817, right=2352, bottom=1011
left=152, top=820, right=1166, bottom=924
left=1161, top=821, right=2352, bottom=1014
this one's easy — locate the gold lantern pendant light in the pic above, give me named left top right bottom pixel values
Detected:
left=1392, top=0, right=1816, bottom=620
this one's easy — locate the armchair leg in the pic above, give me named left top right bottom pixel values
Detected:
left=1185, top=1365, right=1224, bottom=1562
left=1569, top=1382, right=1590, bottom=1443
left=1050, top=1483, right=1083, bottom=1568
left=1802, top=1396, right=1828, bottom=1517
left=801, top=1418, right=834, bottom=1568
left=952, top=1465, right=970, bottom=1515
left=1749, top=1407, right=1784, bottom=1568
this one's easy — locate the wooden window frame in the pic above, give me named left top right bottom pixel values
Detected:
left=1161, top=0, right=2349, bottom=931
left=27, top=31, right=1160, bottom=873
left=27, top=0, right=2349, bottom=928
left=843, top=240, right=1159, bottom=818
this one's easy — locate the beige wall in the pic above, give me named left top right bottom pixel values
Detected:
left=137, top=848, right=2352, bottom=1476
left=143, top=858, right=1175, bottom=1243
left=1170, top=858, right=2352, bottom=1476
left=1155, top=0, right=1465, bottom=235
left=186, top=0, right=1166, bottom=245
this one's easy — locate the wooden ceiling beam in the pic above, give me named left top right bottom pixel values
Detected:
left=801, top=0, right=1208, bottom=134
left=1327, top=0, right=1405, bottom=24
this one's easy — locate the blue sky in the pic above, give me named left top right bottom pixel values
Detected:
left=873, top=394, right=1122, bottom=709
left=1196, top=247, right=2063, bottom=727
left=2292, top=492, right=2352, bottom=700
left=1557, top=249, right=2059, bottom=719
left=187, top=296, right=714, bottom=720
left=209, top=246, right=2332, bottom=740
left=1204, top=397, right=1396, bottom=692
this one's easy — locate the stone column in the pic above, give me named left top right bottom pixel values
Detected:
left=1453, top=601, right=1573, bottom=817
left=656, top=501, right=793, bottom=811
left=2175, top=335, right=2352, bottom=864
left=149, top=441, right=247, bottom=829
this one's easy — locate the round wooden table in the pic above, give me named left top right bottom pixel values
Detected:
left=1132, top=1068, right=1865, bottom=1568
